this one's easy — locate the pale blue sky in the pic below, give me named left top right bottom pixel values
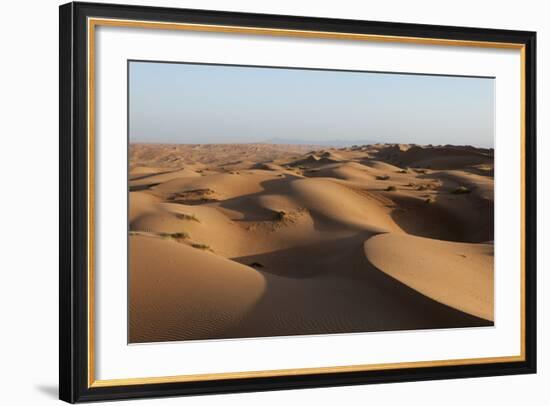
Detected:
left=129, top=61, right=494, bottom=148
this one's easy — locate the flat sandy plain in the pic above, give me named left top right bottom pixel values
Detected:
left=128, top=143, right=494, bottom=343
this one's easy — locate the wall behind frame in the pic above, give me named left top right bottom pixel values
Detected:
left=0, top=0, right=546, bottom=405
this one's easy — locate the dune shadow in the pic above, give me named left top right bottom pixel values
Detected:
left=216, top=175, right=310, bottom=222
left=462, top=166, right=494, bottom=177
left=415, top=172, right=494, bottom=243
left=217, top=235, right=492, bottom=340
left=129, top=182, right=161, bottom=192
left=231, top=232, right=373, bottom=278
left=389, top=194, right=472, bottom=242
left=129, top=168, right=182, bottom=181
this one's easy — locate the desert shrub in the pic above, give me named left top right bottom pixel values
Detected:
left=396, top=169, right=408, bottom=174
left=158, top=231, right=189, bottom=240
left=376, top=175, right=390, bottom=180
left=176, top=213, right=200, bottom=222
left=273, top=210, right=286, bottom=221
left=171, top=232, right=189, bottom=239
left=191, top=243, right=210, bottom=250
left=452, top=186, right=471, bottom=194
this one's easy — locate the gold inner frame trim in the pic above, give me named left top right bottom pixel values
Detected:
left=87, top=17, right=527, bottom=388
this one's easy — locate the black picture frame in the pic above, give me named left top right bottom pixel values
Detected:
left=60, top=1, right=537, bottom=403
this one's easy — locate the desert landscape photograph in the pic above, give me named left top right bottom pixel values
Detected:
left=128, top=61, right=495, bottom=343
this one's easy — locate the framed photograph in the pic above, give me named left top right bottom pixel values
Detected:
left=59, top=2, right=536, bottom=403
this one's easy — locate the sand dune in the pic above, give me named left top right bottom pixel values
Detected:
left=372, top=144, right=494, bottom=170
left=130, top=168, right=201, bottom=189
left=129, top=143, right=494, bottom=343
left=129, top=235, right=266, bottom=342
left=364, top=233, right=493, bottom=320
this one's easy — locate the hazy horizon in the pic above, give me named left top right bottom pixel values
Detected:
left=129, top=140, right=493, bottom=148
left=129, top=61, right=495, bottom=148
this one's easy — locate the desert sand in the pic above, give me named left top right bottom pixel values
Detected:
left=128, top=143, right=494, bottom=343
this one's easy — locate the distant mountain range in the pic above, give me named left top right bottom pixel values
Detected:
left=263, top=137, right=379, bottom=147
